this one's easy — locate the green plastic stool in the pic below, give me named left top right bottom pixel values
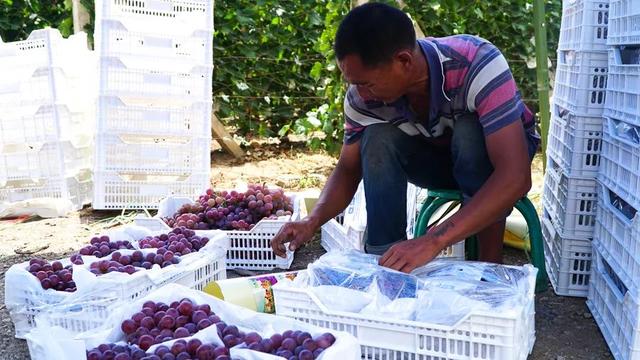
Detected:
left=414, top=189, right=548, bottom=293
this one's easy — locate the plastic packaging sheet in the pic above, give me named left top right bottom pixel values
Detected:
left=298, top=250, right=537, bottom=326
left=0, top=198, right=75, bottom=219
left=612, top=118, right=640, bottom=145
left=26, top=283, right=361, bottom=360
left=4, top=225, right=229, bottom=336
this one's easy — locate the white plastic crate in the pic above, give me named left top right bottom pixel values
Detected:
left=96, top=0, right=214, bottom=32
left=96, top=18, right=212, bottom=63
left=0, top=29, right=91, bottom=75
left=607, top=0, right=640, bottom=45
left=92, top=170, right=209, bottom=209
left=26, top=283, right=360, bottom=360
left=0, top=103, right=94, bottom=146
left=273, top=269, right=537, bottom=360
left=593, top=182, right=640, bottom=299
left=541, top=215, right=592, bottom=297
left=587, top=244, right=640, bottom=360
left=135, top=194, right=303, bottom=270
left=98, top=56, right=212, bottom=103
left=542, top=156, right=598, bottom=239
left=96, top=96, right=211, bottom=136
left=94, top=133, right=210, bottom=174
left=546, top=105, right=603, bottom=177
left=604, top=47, right=640, bottom=127
left=558, top=0, right=610, bottom=52
left=0, top=170, right=92, bottom=212
left=0, top=138, right=92, bottom=186
left=0, top=64, right=96, bottom=109
left=5, top=229, right=228, bottom=338
left=598, top=117, right=640, bottom=210
left=32, top=246, right=227, bottom=336
left=553, top=50, right=608, bottom=117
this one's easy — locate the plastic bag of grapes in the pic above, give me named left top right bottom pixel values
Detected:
left=304, top=250, right=418, bottom=312
left=296, top=250, right=536, bottom=325
left=26, top=283, right=360, bottom=359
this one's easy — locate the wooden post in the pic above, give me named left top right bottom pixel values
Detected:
left=211, top=112, right=244, bottom=158
left=72, top=0, right=91, bottom=34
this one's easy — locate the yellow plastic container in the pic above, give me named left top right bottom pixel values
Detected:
left=504, top=213, right=531, bottom=251
left=203, top=272, right=297, bottom=313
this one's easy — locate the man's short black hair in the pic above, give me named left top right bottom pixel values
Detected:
left=334, top=3, right=416, bottom=67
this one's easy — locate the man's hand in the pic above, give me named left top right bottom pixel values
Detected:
left=271, top=219, right=317, bottom=258
left=379, top=236, right=443, bottom=273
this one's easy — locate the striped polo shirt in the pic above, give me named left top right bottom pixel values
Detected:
left=343, top=35, right=540, bottom=150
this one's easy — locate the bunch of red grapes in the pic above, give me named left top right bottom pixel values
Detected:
left=27, top=258, right=76, bottom=292
left=87, top=340, right=228, bottom=360
left=120, top=299, right=218, bottom=350
left=85, top=343, right=145, bottom=360
left=139, top=227, right=210, bottom=257
left=88, top=298, right=336, bottom=359
left=71, top=236, right=135, bottom=265
left=221, top=328, right=334, bottom=359
left=162, top=185, right=294, bottom=231
left=88, top=250, right=180, bottom=275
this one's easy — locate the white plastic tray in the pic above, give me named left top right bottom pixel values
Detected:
left=273, top=269, right=537, bottom=360
left=542, top=156, right=598, bottom=239
left=546, top=105, right=603, bottom=178
left=553, top=50, right=608, bottom=117
left=607, top=0, right=640, bottom=46
left=558, top=0, right=610, bottom=52
left=587, top=244, right=640, bottom=360
left=541, top=215, right=592, bottom=297
left=92, top=170, right=209, bottom=210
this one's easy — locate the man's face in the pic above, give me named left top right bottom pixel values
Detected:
left=338, top=53, right=411, bottom=104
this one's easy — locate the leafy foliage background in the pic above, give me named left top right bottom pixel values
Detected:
left=0, top=0, right=560, bottom=150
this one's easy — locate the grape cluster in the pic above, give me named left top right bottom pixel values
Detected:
left=89, top=250, right=180, bottom=275
left=86, top=343, right=145, bottom=360
left=150, top=339, right=229, bottom=360
left=116, top=298, right=336, bottom=359
left=27, top=258, right=76, bottom=292
left=139, top=228, right=209, bottom=256
left=121, top=299, right=217, bottom=350
left=72, top=236, right=135, bottom=265
left=87, top=340, right=228, bottom=360
left=162, top=185, right=293, bottom=231
left=223, top=329, right=334, bottom=359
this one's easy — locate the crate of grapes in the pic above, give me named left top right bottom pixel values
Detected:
left=136, top=185, right=301, bottom=271
left=5, top=227, right=229, bottom=338
left=25, top=283, right=360, bottom=360
left=273, top=262, right=538, bottom=360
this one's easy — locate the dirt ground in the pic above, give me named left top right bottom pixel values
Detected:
left=0, top=145, right=611, bottom=359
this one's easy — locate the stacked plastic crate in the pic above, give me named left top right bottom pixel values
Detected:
left=542, top=0, right=609, bottom=297
left=587, top=1, right=640, bottom=359
left=0, top=29, right=95, bottom=214
left=92, top=0, right=213, bottom=209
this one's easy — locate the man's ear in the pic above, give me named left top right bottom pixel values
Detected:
left=395, top=50, right=413, bottom=70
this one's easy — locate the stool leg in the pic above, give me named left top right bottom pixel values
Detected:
left=515, top=198, right=548, bottom=293
left=415, top=197, right=452, bottom=237
left=414, top=196, right=435, bottom=237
